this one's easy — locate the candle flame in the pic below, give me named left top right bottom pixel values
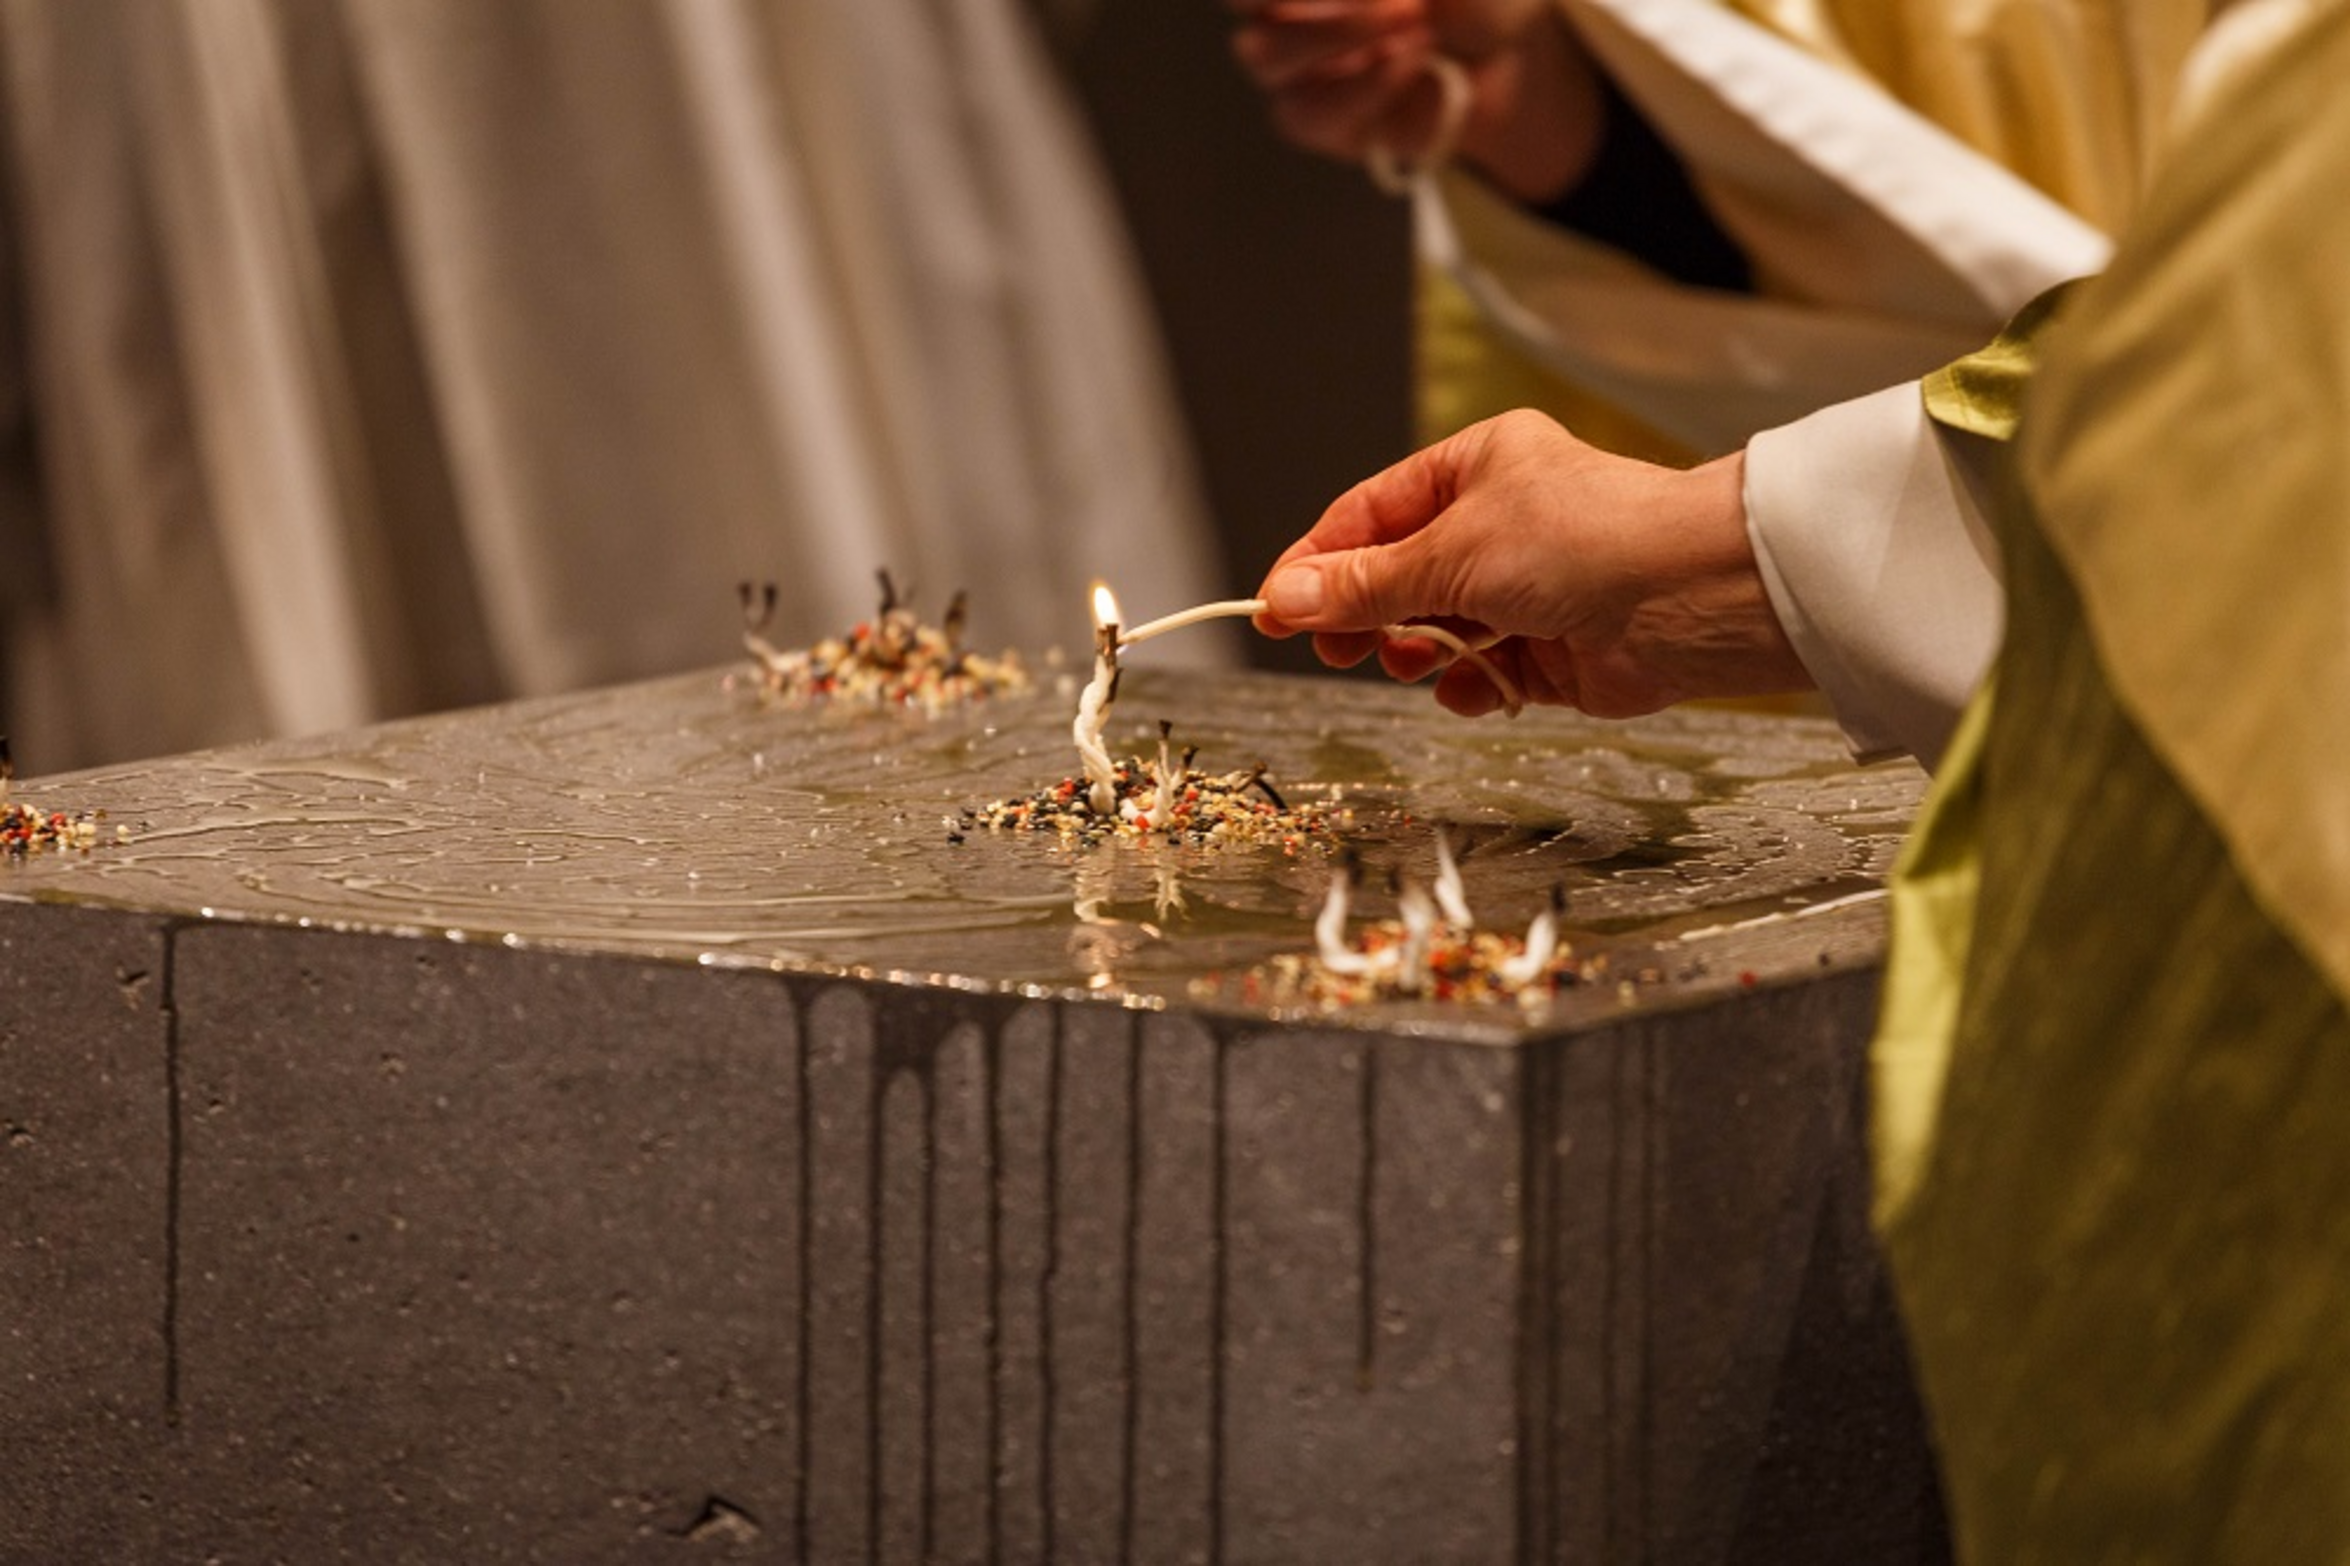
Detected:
left=1091, top=581, right=1122, bottom=630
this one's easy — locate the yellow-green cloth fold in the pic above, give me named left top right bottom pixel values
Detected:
left=1720, top=0, right=2209, bottom=230
left=1868, top=678, right=1988, bottom=1229
left=1873, top=5, right=2350, bottom=1557
left=1920, top=283, right=2079, bottom=443
left=1886, top=496, right=2350, bottom=1564
left=2021, top=0, right=2350, bottom=1011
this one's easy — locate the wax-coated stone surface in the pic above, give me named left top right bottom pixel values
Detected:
left=0, top=667, right=1942, bottom=1563
left=0, top=667, right=1917, bottom=1017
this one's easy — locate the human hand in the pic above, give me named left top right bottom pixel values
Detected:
left=1252, top=411, right=1814, bottom=718
left=1228, top=0, right=1605, bottom=201
left=1226, top=0, right=1440, bottom=167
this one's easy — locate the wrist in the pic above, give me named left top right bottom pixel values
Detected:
left=1650, top=451, right=1815, bottom=705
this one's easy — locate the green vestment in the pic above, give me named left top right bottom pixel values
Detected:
left=1875, top=4, right=2350, bottom=1558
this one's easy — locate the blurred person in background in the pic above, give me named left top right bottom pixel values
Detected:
left=1231, top=0, right=2211, bottom=460
left=0, top=0, right=1221, bottom=772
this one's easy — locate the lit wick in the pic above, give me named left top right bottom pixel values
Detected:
left=1074, top=582, right=1123, bottom=814
left=1432, top=827, right=1473, bottom=928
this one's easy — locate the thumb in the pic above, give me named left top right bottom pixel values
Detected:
left=1259, top=421, right=1490, bottom=631
left=1262, top=536, right=1440, bottom=632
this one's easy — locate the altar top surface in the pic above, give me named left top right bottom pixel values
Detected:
left=1, top=664, right=1923, bottom=1040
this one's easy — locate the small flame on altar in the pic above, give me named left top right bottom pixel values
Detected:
left=1076, top=580, right=1123, bottom=816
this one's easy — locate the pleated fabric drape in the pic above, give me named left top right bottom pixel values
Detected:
left=0, top=0, right=1219, bottom=771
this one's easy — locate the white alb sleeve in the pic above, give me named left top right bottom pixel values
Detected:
left=1743, top=384, right=2005, bottom=770
left=1411, top=0, right=2111, bottom=455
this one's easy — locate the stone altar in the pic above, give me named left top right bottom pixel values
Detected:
left=0, top=665, right=1942, bottom=1563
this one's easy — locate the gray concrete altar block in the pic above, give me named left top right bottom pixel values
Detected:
left=1, top=667, right=1940, bottom=1562
left=162, top=925, right=802, bottom=1556
left=1527, top=969, right=1935, bottom=1564
left=0, top=903, right=174, bottom=1561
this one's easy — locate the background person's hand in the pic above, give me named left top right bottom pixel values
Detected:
left=1228, top=0, right=1607, bottom=201
left=1252, top=410, right=1814, bottom=717
left=1227, top=0, right=1439, bottom=166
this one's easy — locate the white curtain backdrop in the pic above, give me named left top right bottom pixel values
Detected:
left=0, top=0, right=1221, bottom=771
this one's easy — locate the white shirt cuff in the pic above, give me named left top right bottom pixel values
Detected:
left=1743, top=384, right=2004, bottom=770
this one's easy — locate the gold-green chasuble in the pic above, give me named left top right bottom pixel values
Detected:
left=1874, top=4, right=2350, bottom=1557
left=1421, top=0, right=2212, bottom=458
left=1727, top=0, right=2207, bottom=234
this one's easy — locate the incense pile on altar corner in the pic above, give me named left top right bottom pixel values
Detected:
left=735, top=569, right=1029, bottom=713
left=1, top=804, right=119, bottom=858
left=0, top=736, right=124, bottom=858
